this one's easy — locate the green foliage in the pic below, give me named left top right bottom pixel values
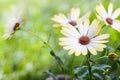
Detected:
left=0, top=0, right=120, bottom=80
left=74, top=64, right=111, bottom=80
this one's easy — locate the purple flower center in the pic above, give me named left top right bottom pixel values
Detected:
left=13, top=22, right=20, bottom=31
left=106, top=18, right=113, bottom=25
left=69, top=21, right=77, bottom=26
left=79, top=36, right=90, bottom=45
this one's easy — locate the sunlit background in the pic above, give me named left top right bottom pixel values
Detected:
left=0, top=0, right=120, bottom=80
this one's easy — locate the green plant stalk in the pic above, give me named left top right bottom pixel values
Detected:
left=71, top=55, right=75, bottom=79
left=86, top=53, right=92, bottom=80
left=22, top=28, right=67, bottom=79
left=95, top=56, right=108, bottom=61
left=21, top=28, right=53, bottom=50
left=22, top=28, right=68, bottom=79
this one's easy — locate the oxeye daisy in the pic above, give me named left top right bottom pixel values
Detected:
left=59, top=19, right=109, bottom=56
left=96, top=3, right=120, bottom=32
left=2, top=6, right=25, bottom=39
left=51, top=8, right=90, bottom=28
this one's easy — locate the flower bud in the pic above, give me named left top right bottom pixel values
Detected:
left=108, top=53, right=118, bottom=61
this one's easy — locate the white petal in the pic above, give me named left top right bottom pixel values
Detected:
left=59, top=38, right=78, bottom=46
left=111, top=8, right=120, bottom=19
left=63, top=46, right=74, bottom=50
left=75, top=44, right=82, bottom=56
left=70, top=8, right=80, bottom=21
left=89, top=43, right=106, bottom=51
left=81, top=46, right=88, bottom=55
left=88, top=19, right=100, bottom=38
left=68, top=49, right=75, bottom=55
left=59, top=39, right=78, bottom=46
left=77, top=20, right=86, bottom=35
left=61, top=26, right=80, bottom=38
left=91, top=34, right=110, bottom=41
left=96, top=3, right=107, bottom=19
left=111, top=20, right=120, bottom=32
left=91, top=40, right=109, bottom=44
left=87, top=45, right=97, bottom=55
left=108, top=3, right=113, bottom=17
left=83, top=19, right=90, bottom=35
left=2, top=32, right=12, bottom=40
left=81, top=11, right=91, bottom=21
left=51, top=13, right=69, bottom=25
left=96, top=14, right=102, bottom=20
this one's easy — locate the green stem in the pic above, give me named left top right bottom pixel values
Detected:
left=21, top=28, right=67, bottom=79
left=102, top=24, right=106, bottom=28
left=86, top=53, right=92, bottom=80
left=117, top=63, right=120, bottom=77
left=94, top=56, right=108, bottom=61
left=21, top=28, right=53, bottom=50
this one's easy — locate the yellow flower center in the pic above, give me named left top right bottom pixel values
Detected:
left=79, top=36, right=90, bottom=45
left=69, top=21, right=77, bottom=26
left=106, top=18, right=113, bottom=25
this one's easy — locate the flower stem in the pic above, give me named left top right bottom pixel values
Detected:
left=86, top=53, right=92, bottom=80
left=94, top=56, right=108, bottom=61
left=21, top=28, right=53, bottom=50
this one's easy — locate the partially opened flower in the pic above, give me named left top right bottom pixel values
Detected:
left=59, top=19, right=109, bottom=56
left=96, top=3, right=120, bottom=32
left=2, top=5, right=25, bottom=39
left=52, top=8, right=90, bottom=28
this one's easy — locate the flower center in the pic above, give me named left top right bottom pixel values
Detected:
left=79, top=36, right=90, bottom=45
left=13, top=22, right=20, bottom=31
left=69, top=21, right=77, bottom=26
left=106, top=18, right=113, bottom=25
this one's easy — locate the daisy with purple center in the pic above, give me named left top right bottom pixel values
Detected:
left=96, top=3, right=120, bottom=32
left=2, top=6, right=25, bottom=39
left=59, top=19, right=109, bottom=56
left=52, top=8, right=90, bottom=28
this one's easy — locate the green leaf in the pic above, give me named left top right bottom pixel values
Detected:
left=44, top=70, right=56, bottom=80
left=92, top=64, right=111, bottom=72
left=93, top=73, right=103, bottom=80
left=74, top=66, right=88, bottom=74
left=74, top=66, right=89, bottom=79
left=50, top=50, right=56, bottom=56
left=117, top=57, right=120, bottom=63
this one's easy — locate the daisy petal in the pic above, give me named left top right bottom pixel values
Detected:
left=87, top=45, right=97, bottom=55
left=90, top=43, right=106, bottom=51
left=111, top=8, right=120, bottom=19
left=88, top=19, right=100, bottom=38
left=91, top=40, right=109, bottom=44
left=70, top=8, right=80, bottom=21
left=68, top=49, right=75, bottom=55
left=83, top=19, right=90, bottom=35
left=112, top=20, right=120, bottom=32
left=81, top=11, right=91, bottom=21
left=74, top=44, right=82, bottom=56
left=61, top=25, right=80, bottom=38
left=81, top=46, right=87, bottom=55
left=108, top=3, right=113, bottom=17
left=92, top=34, right=110, bottom=41
left=96, top=14, right=102, bottom=20
left=96, top=3, right=107, bottom=18
left=51, top=13, right=68, bottom=25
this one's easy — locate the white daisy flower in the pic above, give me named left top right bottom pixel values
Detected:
left=2, top=5, right=25, bottom=39
left=96, top=3, right=120, bottom=32
left=52, top=8, right=90, bottom=28
left=59, top=19, right=109, bottom=56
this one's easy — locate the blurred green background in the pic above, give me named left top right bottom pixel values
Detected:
left=0, top=0, right=120, bottom=80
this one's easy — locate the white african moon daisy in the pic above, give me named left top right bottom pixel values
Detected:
left=2, top=5, right=25, bottom=39
left=96, top=3, right=120, bottom=32
left=52, top=8, right=90, bottom=28
left=59, top=19, right=109, bottom=56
